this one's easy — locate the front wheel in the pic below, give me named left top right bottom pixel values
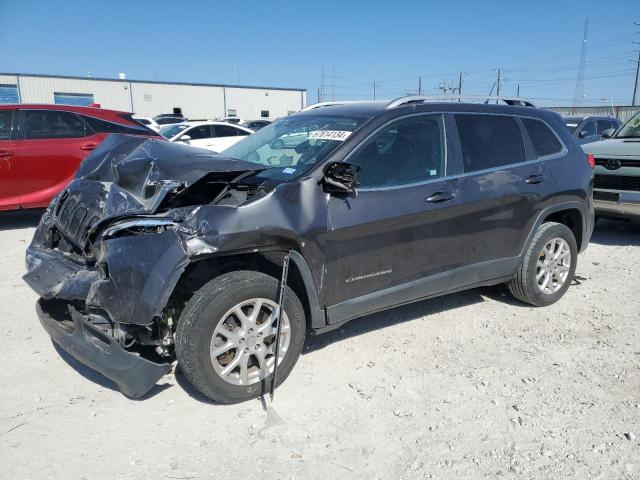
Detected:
left=175, top=270, right=306, bottom=403
left=508, top=222, right=578, bottom=307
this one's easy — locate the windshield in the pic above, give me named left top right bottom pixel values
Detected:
left=616, top=112, right=640, bottom=139
left=160, top=124, right=189, bottom=138
left=223, top=114, right=367, bottom=181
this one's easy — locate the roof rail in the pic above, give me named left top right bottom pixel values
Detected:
left=299, top=100, right=382, bottom=112
left=386, top=95, right=536, bottom=109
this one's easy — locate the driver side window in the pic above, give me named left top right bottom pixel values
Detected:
left=349, top=114, right=445, bottom=188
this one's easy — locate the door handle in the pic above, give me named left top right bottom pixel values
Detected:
left=81, top=143, right=97, bottom=151
left=525, top=174, right=545, bottom=184
left=425, top=191, right=455, bottom=203
left=0, top=150, right=14, bottom=158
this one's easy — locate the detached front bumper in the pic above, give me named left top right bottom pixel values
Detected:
left=594, top=189, right=640, bottom=220
left=36, top=298, right=171, bottom=398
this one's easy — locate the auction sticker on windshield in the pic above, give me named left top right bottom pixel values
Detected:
left=308, top=130, right=352, bottom=141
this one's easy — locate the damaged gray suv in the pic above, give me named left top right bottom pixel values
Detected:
left=25, top=96, right=594, bottom=403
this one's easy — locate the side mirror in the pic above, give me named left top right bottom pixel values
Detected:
left=322, top=161, right=360, bottom=194
left=180, top=135, right=191, bottom=142
left=578, top=130, right=588, bottom=139
left=600, top=128, right=615, bottom=139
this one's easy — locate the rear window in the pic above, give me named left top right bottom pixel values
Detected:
left=82, top=115, right=155, bottom=136
left=521, top=118, right=563, bottom=157
left=455, top=114, right=526, bottom=173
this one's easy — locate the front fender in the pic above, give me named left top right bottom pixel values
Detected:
left=87, top=230, right=190, bottom=325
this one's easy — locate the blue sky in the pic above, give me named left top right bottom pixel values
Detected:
left=1, top=0, right=639, bottom=106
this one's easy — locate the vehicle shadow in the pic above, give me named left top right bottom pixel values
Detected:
left=174, top=285, right=518, bottom=405
left=590, top=219, right=640, bottom=246
left=304, top=286, right=495, bottom=353
left=52, top=341, right=172, bottom=399
left=0, top=209, right=45, bottom=231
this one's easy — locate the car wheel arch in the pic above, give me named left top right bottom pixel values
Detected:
left=522, top=203, right=587, bottom=257
left=165, top=249, right=325, bottom=332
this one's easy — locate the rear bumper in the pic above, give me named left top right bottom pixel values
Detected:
left=594, top=189, right=640, bottom=219
left=37, top=298, right=171, bottom=398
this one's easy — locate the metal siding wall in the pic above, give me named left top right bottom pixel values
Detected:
left=3, top=74, right=305, bottom=118
left=224, top=87, right=305, bottom=120
left=18, top=76, right=131, bottom=110
left=0, top=74, right=18, bottom=85
left=130, top=82, right=225, bottom=119
left=547, top=106, right=640, bottom=123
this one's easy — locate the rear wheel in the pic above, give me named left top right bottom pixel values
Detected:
left=508, top=222, right=578, bottom=306
left=175, top=270, right=306, bottom=403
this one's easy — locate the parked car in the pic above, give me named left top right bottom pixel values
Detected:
left=154, top=113, right=185, bottom=120
left=216, top=116, right=242, bottom=124
left=563, top=115, right=622, bottom=145
left=24, top=96, right=594, bottom=403
left=582, top=110, right=640, bottom=221
left=154, top=116, right=186, bottom=126
left=0, top=104, right=160, bottom=211
left=240, top=120, right=272, bottom=131
left=132, top=115, right=161, bottom=132
left=160, top=121, right=252, bottom=152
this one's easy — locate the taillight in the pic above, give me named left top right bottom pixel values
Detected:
left=587, top=153, right=595, bottom=169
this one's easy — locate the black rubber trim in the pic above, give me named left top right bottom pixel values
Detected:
left=36, top=299, right=171, bottom=398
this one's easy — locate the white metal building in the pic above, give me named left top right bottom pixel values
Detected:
left=0, top=73, right=306, bottom=121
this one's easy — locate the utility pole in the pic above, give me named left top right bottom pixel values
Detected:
left=517, top=83, right=520, bottom=97
left=495, top=68, right=501, bottom=103
left=331, top=66, right=336, bottom=101
left=573, top=19, right=589, bottom=112
left=632, top=44, right=640, bottom=106
left=418, top=76, right=422, bottom=95
left=438, top=79, right=451, bottom=96
left=372, top=81, right=378, bottom=100
left=320, top=66, right=325, bottom=103
left=457, top=72, right=464, bottom=101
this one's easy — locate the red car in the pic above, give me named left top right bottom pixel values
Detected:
left=0, top=104, right=160, bottom=211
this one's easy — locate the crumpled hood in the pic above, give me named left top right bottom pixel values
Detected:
left=582, top=138, right=640, bottom=158
left=64, top=134, right=267, bottom=214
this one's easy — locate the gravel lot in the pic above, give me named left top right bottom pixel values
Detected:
left=1, top=210, right=638, bottom=479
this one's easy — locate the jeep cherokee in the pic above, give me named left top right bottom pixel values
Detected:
left=24, top=96, right=594, bottom=403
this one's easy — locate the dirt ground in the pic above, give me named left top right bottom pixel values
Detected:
left=0, top=210, right=638, bottom=480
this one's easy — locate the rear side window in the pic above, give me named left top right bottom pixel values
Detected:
left=82, top=115, right=151, bottom=136
left=349, top=114, right=445, bottom=188
left=23, top=110, right=87, bottom=139
left=596, top=120, right=615, bottom=134
left=214, top=125, right=241, bottom=137
left=455, top=114, right=526, bottom=172
left=183, top=125, right=212, bottom=140
left=521, top=118, right=563, bottom=157
left=0, top=110, right=13, bottom=140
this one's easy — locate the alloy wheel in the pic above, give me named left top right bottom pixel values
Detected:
left=209, top=298, right=290, bottom=386
left=536, top=237, right=572, bottom=295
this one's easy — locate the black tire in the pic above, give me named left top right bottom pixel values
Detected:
left=175, top=270, right=306, bottom=404
left=508, top=222, right=578, bottom=307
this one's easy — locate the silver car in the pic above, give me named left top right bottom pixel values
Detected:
left=582, top=111, right=640, bottom=220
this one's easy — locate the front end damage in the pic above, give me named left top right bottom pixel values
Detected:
left=24, top=134, right=296, bottom=397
